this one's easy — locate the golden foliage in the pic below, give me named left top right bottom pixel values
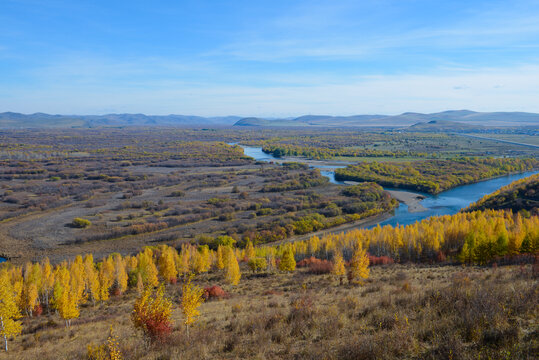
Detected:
left=279, top=245, right=296, bottom=272
left=348, top=245, right=370, bottom=285
left=180, top=275, right=205, bottom=335
left=0, top=270, right=22, bottom=351
left=158, top=246, right=178, bottom=283
left=332, top=251, right=346, bottom=279
left=224, top=247, right=241, bottom=286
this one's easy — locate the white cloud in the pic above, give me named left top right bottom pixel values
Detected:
left=2, top=64, right=539, bottom=116
left=208, top=1, right=539, bottom=62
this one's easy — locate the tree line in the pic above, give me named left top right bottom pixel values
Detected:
left=262, top=144, right=428, bottom=160
left=465, top=173, right=539, bottom=214
left=335, top=157, right=539, bottom=194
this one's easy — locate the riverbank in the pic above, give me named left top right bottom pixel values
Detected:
left=386, top=190, right=427, bottom=213
left=268, top=156, right=351, bottom=169
left=270, top=189, right=429, bottom=246
left=272, top=211, right=395, bottom=245
left=241, top=144, right=539, bottom=230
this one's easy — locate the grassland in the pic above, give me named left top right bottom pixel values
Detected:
left=464, top=134, right=539, bottom=147
left=1, top=264, right=537, bottom=360
left=251, top=131, right=539, bottom=161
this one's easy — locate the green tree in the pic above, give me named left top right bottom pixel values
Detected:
left=248, top=257, right=267, bottom=272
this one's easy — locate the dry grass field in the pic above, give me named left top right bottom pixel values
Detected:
left=2, top=263, right=537, bottom=360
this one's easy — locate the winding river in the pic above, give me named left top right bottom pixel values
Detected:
left=240, top=145, right=538, bottom=228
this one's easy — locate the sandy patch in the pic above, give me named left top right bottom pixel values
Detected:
left=386, top=190, right=427, bottom=213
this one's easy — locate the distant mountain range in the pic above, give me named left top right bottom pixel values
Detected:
left=0, top=112, right=242, bottom=128
left=1, top=110, right=538, bottom=128
left=234, top=110, right=539, bottom=127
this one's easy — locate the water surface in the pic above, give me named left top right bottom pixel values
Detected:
left=239, top=145, right=538, bottom=228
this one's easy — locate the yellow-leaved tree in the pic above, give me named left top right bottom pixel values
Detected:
left=348, top=245, right=369, bottom=285
left=158, top=246, right=178, bottom=284
left=244, top=240, right=255, bottom=261
left=136, top=273, right=144, bottom=295
left=97, top=257, right=114, bottom=302
left=87, top=325, right=122, bottom=360
left=41, top=258, right=55, bottom=313
left=180, top=275, right=205, bottom=337
left=53, top=267, right=80, bottom=328
left=177, top=246, right=191, bottom=277
left=136, top=248, right=158, bottom=288
left=83, top=254, right=99, bottom=305
left=22, top=262, right=42, bottom=317
left=112, top=254, right=128, bottom=295
left=332, top=251, right=346, bottom=285
left=279, top=245, right=296, bottom=272
left=70, top=256, right=86, bottom=305
left=215, top=245, right=225, bottom=270
left=224, top=247, right=241, bottom=285
left=193, top=245, right=211, bottom=274
left=0, top=270, right=22, bottom=352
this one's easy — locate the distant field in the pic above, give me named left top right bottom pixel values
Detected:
left=365, top=133, right=538, bottom=157
left=474, top=134, right=539, bottom=146
left=255, top=131, right=539, bottom=161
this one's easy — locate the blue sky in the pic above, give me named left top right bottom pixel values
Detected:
left=1, top=0, right=539, bottom=116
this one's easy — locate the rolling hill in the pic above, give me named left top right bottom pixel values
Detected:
left=1, top=110, right=539, bottom=128
left=234, top=110, right=539, bottom=127
left=0, top=112, right=241, bottom=128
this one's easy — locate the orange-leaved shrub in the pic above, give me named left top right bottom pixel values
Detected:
left=203, top=285, right=228, bottom=300
left=297, top=256, right=334, bottom=274
left=367, top=254, right=394, bottom=265
left=131, top=284, right=172, bottom=344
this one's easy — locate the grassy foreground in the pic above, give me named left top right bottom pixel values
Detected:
left=1, top=264, right=537, bottom=360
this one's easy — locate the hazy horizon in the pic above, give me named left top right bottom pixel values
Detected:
left=3, top=109, right=539, bottom=118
